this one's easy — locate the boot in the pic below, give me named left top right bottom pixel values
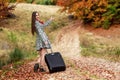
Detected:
left=39, top=66, right=46, bottom=72
left=34, top=63, right=39, bottom=72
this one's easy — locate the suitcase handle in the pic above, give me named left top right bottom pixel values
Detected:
left=46, top=48, right=53, bottom=54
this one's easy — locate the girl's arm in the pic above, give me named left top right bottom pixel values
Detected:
left=37, top=16, right=54, bottom=28
left=42, top=20, right=52, bottom=27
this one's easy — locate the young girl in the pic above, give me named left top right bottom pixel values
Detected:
left=31, top=11, right=54, bottom=72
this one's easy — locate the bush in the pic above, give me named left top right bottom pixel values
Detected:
left=10, top=0, right=17, bottom=3
left=0, top=47, right=36, bottom=68
left=26, top=0, right=33, bottom=3
left=9, top=47, right=24, bottom=62
left=0, top=0, right=23, bottom=19
left=35, top=0, right=56, bottom=5
left=58, top=0, right=120, bottom=29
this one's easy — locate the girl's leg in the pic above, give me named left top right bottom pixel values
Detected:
left=34, top=49, right=42, bottom=72
left=34, top=48, right=47, bottom=72
left=40, top=48, right=47, bottom=67
left=37, top=49, right=42, bottom=64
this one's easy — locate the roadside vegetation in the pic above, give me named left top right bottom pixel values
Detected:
left=80, top=33, right=120, bottom=62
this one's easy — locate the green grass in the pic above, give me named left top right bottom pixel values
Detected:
left=80, top=34, right=120, bottom=62
left=7, top=32, right=17, bottom=43
left=81, top=45, right=120, bottom=62
left=9, top=47, right=24, bottom=63
left=0, top=53, right=10, bottom=69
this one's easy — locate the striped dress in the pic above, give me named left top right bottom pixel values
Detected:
left=35, top=20, right=51, bottom=50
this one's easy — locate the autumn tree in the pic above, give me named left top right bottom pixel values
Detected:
left=0, top=0, right=23, bottom=19
left=57, top=0, right=120, bottom=29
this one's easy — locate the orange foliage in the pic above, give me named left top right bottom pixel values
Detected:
left=0, top=0, right=23, bottom=19
left=57, top=0, right=112, bottom=28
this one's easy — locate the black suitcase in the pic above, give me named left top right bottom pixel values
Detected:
left=45, top=52, right=66, bottom=73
